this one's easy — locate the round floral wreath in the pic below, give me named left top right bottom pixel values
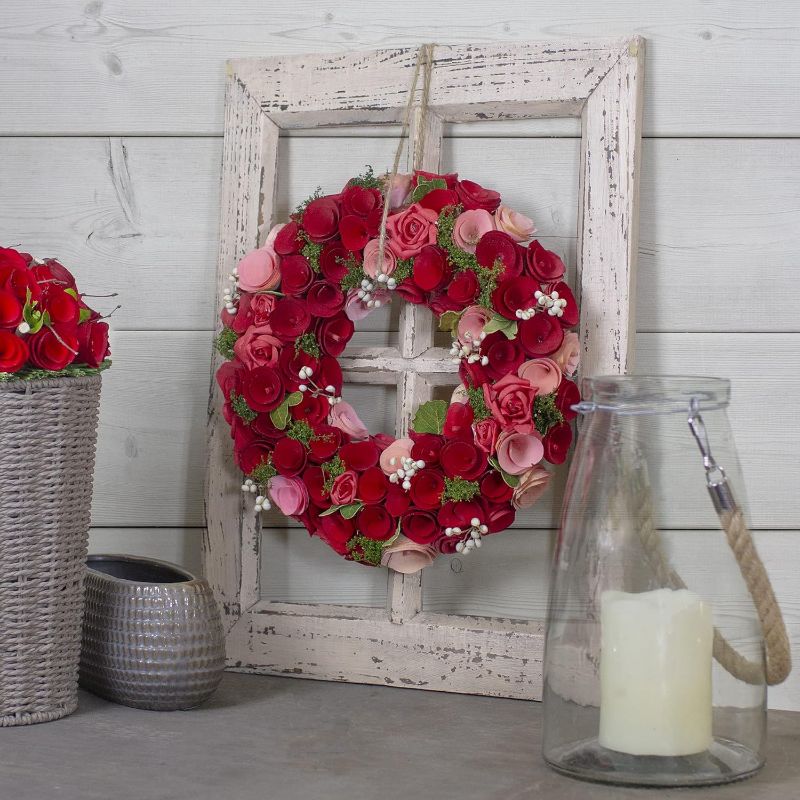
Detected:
left=216, top=168, right=580, bottom=573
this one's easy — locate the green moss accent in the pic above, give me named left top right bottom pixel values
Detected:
left=347, top=534, right=384, bottom=567
left=287, top=419, right=315, bottom=447
left=392, top=257, right=414, bottom=284
left=249, top=459, right=277, bottom=486
left=466, top=385, right=492, bottom=422
left=476, top=260, right=504, bottom=309
left=443, top=477, right=480, bottom=503
left=347, top=165, right=384, bottom=190
left=215, top=327, right=238, bottom=360
left=230, top=392, right=257, bottom=424
left=295, top=332, right=321, bottom=359
left=300, top=236, right=323, bottom=273
left=437, top=205, right=478, bottom=272
left=0, top=360, right=111, bottom=383
left=533, top=392, right=564, bottom=436
left=321, top=455, right=346, bottom=494
left=339, top=253, right=367, bottom=292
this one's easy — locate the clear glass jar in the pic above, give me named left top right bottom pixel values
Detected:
left=542, top=376, right=767, bottom=787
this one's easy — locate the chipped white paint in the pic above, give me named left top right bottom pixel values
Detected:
left=204, top=40, right=644, bottom=698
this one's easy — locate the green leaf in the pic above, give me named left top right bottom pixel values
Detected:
left=483, top=313, right=518, bottom=340
left=438, top=310, right=461, bottom=333
left=410, top=177, right=446, bottom=204
left=269, top=391, right=303, bottom=430
left=269, top=399, right=291, bottom=430
left=488, top=457, right=520, bottom=488
left=78, top=307, right=92, bottom=324
left=412, top=399, right=448, bottom=435
left=319, top=505, right=342, bottom=517
left=340, top=502, right=363, bottom=520
left=64, top=288, right=79, bottom=300
left=22, top=293, right=44, bottom=333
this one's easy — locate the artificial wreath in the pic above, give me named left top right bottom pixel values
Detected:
left=216, top=168, right=580, bottom=573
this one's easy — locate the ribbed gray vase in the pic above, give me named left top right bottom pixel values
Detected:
left=80, top=554, right=225, bottom=711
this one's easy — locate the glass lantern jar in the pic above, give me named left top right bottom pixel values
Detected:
left=542, top=375, right=782, bottom=787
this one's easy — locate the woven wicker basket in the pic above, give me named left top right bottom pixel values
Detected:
left=0, top=374, right=102, bottom=726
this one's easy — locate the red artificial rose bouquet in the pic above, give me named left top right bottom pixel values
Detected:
left=0, top=247, right=112, bottom=377
left=216, top=168, right=580, bottom=571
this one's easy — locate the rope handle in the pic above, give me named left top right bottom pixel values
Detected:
left=687, top=400, right=792, bottom=686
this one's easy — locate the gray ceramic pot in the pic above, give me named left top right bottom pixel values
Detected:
left=80, top=554, right=225, bottom=711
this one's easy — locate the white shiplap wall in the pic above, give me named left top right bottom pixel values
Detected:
left=1, top=1, right=798, bottom=709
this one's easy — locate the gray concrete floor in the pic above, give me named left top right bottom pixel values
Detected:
left=0, top=673, right=797, bottom=799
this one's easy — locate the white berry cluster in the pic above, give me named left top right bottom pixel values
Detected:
left=515, top=290, right=567, bottom=321
left=445, top=516, right=489, bottom=554
left=388, top=456, right=426, bottom=491
left=241, top=478, right=272, bottom=513
left=449, top=330, right=489, bottom=366
left=222, top=266, right=240, bottom=314
left=357, top=272, right=397, bottom=308
left=297, top=365, right=341, bottom=406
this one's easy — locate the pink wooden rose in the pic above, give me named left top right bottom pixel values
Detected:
left=518, top=358, right=563, bottom=395
left=263, top=222, right=286, bottom=249
left=380, top=535, right=437, bottom=573
left=362, top=238, right=397, bottom=277
left=512, top=465, right=551, bottom=509
left=494, top=206, right=536, bottom=242
left=386, top=203, right=438, bottom=259
left=451, top=209, right=496, bottom=254
left=237, top=246, right=281, bottom=292
left=344, top=288, right=391, bottom=321
left=329, top=400, right=370, bottom=441
left=379, top=437, right=415, bottom=476
left=551, top=331, right=580, bottom=377
left=483, top=373, right=537, bottom=434
left=387, top=173, right=413, bottom=210
left=330, top=470, right=358, bottom=505
left=456, top=305, right=493, bottom=348
left=473, top=418, right=500, bottom=455
left=232, top=325, right=282, bottom=370
left=496, top=431, right=544, bottom=475
left=268, top=476, right=309, bottom=516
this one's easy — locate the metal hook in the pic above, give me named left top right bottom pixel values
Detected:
left=688, top=396, right=736, bottom=513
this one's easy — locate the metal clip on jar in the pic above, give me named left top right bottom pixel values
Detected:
left=542, top=376, right=791, bottom=787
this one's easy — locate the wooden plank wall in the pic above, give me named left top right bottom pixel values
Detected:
left=0, top=1, right=797, bottom=709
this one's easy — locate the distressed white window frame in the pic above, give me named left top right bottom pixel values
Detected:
left=204, top=40, right=644, bottom=699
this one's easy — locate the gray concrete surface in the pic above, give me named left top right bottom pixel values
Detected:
left=0, top=673, right=797, bottom=799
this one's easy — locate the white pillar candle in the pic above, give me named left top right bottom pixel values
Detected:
left=599, top=588, right=713, bottom=756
